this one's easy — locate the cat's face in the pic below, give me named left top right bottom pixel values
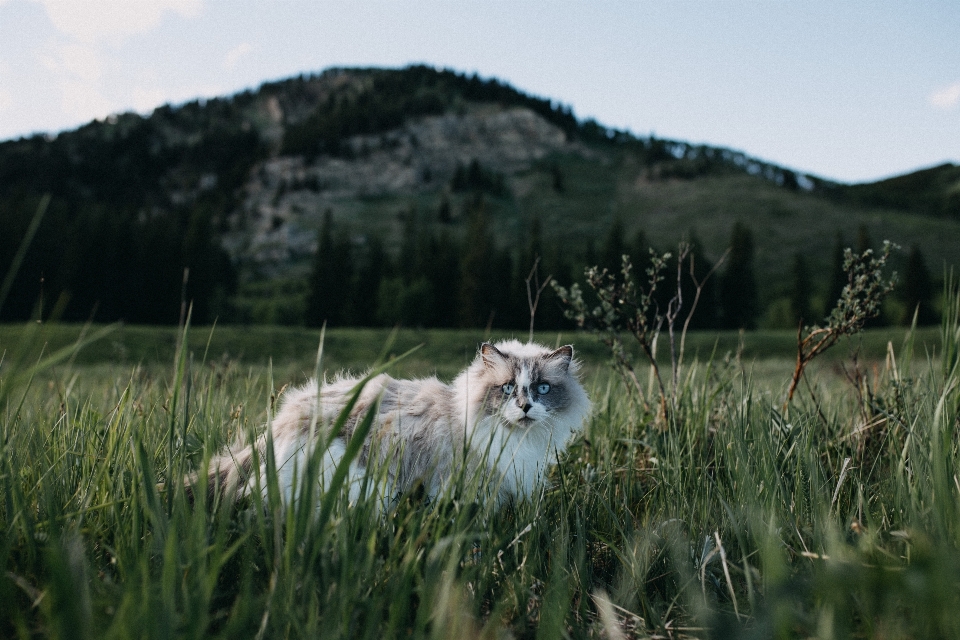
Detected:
left=476, top=341, right=580, bottom=428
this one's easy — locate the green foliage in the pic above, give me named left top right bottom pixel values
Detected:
left=823, top=241, right=898, bottom=335
left=786, top=241, right=898, bottom=406
left=553, top=250, right=674, bottom=418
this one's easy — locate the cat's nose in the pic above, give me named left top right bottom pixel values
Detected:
left=520, top=400, right=532, bottom=413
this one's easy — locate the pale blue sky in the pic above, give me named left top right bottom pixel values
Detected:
left=0, top=0, right=957, bottom=183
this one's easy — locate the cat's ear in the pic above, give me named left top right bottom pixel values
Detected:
left=548, top=345, right=574, bottom=371
left=480, top=343, right=507, bottom=368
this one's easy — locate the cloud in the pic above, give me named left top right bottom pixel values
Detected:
left=224, top=42, right=252, bottom=70
left=929, top=82, right=960, bottom=111
left=34, top=0, right=202, bottom=43
left=56, top=42, right=103, bottom=82
left=25, top=0, right=205, bottom=130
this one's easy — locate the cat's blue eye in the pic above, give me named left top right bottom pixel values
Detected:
left=502, top=383, right=515, bottom=395
left=537, top=382, right=551, bottom=394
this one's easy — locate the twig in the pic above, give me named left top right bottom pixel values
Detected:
left=665, top=243, right=690, bottom=390
left=678, top=247, right=730, bottom=372
left=801, top=372, right=830, bottom=427
left=525, top=255, right=552, bottom=343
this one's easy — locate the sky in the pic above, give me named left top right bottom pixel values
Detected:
left=0, top=0, right=958, bottom=184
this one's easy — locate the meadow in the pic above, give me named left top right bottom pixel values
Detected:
left=1, top=309, right=958, bottom=638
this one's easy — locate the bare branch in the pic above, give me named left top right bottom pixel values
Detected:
left=525, top=255, right=552, bottom=343
left=665, top=243, right=691, bottom=390
left=678, top=247, right=730, bottom=371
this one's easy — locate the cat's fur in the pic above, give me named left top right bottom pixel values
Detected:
left=200, top=340, right=591, bottom=509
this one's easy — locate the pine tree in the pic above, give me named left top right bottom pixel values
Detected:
left=826, top=231, right=847, bottom=316
left=458, top=196, right=495, bottom=327
left=719, top=221, right=759, bottom=329
left=523, top=213, right=544, bottom=273
left=781, top=169, right=800, bottom=191
left=902, top=244, right=937, bottom=325
left=789, top=252, right=813, bottom=327
left=857, top=224, right=872, bottom=255
left=520, top=214, right=551, bottom=332
left=628, top=228, right=651, bottom=280
left=353, top=235, right=389, bottom=326
left=600, top=216, right=626, bottom=275
left=182, top=203, right=236, bottom=324
left=583, top=240, right=597, bottom=274
left=306, top=210, right=352, bottom=327
left=437, top=195, right=452, bottom=224
left=426, top=229, right=461, bottom=328
left=397, top=205, right=423, bottom=283
left=684, top=231, right=719, bottom=329
left=550, top=163, right=565, bottom=193
left=490, top=248, right=517, bottom=328
left=544, top=248, right=574, bottom=330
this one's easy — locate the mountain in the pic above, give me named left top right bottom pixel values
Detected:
left=1, top=65, right=957, bottom=328
left=834, top=163, right=960, bottom=219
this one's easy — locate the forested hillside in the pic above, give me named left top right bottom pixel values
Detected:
left=1, top=65, right=957, bottom=329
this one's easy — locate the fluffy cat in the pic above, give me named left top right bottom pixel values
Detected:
left=200, top=340, right=591, bottom=509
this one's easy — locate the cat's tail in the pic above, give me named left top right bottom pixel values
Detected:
left=184, top=441, right=260, bottom=505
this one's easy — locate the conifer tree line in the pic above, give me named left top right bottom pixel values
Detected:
left=304, top=198, right=570, bottom=330
left=1, top=195, right=940, bottom=329
left=0, top=192, right=236, bottom=325
left=302, top=213, right=941, bottom=331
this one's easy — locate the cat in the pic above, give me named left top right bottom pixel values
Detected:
left=199, top=340, right=591, bottom=509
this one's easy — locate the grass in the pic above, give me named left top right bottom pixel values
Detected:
left=0, top=321, right=942, bottom=368
left=1, top=304, right=959, bottom=638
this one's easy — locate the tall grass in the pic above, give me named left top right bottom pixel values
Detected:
left=2, top=288, right=959, bottom=637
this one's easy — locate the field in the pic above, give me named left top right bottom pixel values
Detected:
left=2, top=310, right=959, bottom=638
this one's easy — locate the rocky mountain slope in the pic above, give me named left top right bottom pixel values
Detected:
left=230, top=103, right=580, bottom=275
